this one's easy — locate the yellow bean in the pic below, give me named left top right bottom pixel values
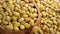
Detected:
left=20, top=25, right=25, bottom=30
left=13, top=12, right=20, bottom=17
left=14, top=22, right=20, bottom=27
left=18, top=18, right=24, bottom=22
left=19, top=10, right=26, bottom=15
left=6, top=25, right=13, bottom=30
left=14, top=27, right=19, bottom=31
left=24, top=23, right=30, bottom=28
left=32, top=26, right=39, bottom=32
left=12, top=16, right=17, bottom=21
left=3, top=21, right=8, bottom=25
left=6, top=16, right=11, bottom=21
left=29, top=19, right=34, bottom=26
left=24, top=17, right=30, bottom=22
left=33, top=18, right=37, bottom=21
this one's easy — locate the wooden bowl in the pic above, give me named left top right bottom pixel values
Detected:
left=0, top=0, right=40, bottom=34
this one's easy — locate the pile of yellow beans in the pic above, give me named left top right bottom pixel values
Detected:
left=0, top=0, right=60, bottom=34
left=31, top=0, right=60, bottom=34
left=0, top=0, right=38, bottom=31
